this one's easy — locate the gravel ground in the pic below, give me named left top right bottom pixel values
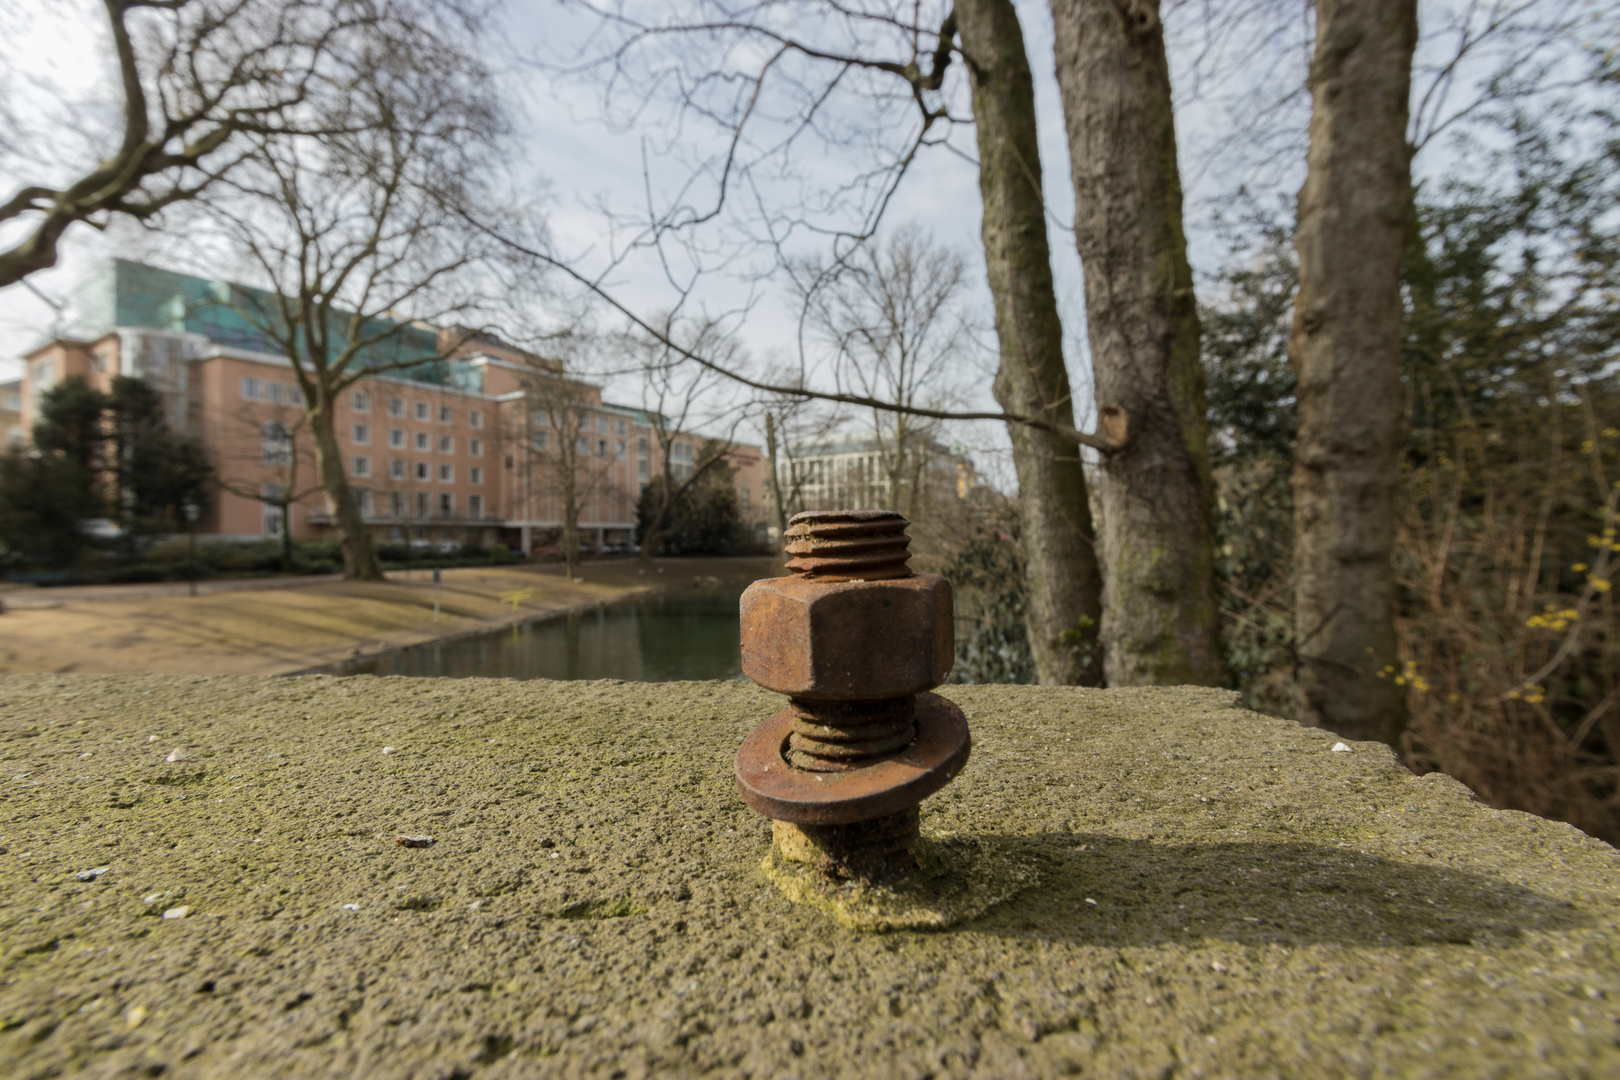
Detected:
left=1, top=674, right=1616, bottom=1078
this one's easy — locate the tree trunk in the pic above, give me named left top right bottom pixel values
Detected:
left=562, top=499, right=580, bottom=579
left=1049, top=0, right=1220, bottom=686
left=956, top=0, right=1104, bottom=686
left=280, top=500, right=294, bottom=572
left=765, top=412, right=790, bottom=546
left=1289, top=0, right=1416, bottom=744
left=310, top=404, right=383, bottom=581
left=561, top=442, right=580, bottom=580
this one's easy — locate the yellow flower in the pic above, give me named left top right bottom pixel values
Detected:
left=1574, top=563, right=1590, bottom=572
left=1591, top=577, right=1613, bottom=594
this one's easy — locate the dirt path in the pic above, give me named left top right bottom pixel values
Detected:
left=0, top=557, right=776, bottom=677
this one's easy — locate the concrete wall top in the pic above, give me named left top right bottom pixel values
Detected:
left=2, top=675, right=1615, bottom=1077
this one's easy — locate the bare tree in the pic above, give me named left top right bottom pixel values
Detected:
left=1050, top=0, right=1222, bottom=687
left=794, top=226, right=967, bottom=520
left=194, top=1, right=509, bottom=580
left=631, top=315, right=743, bottom=560
left=511, top=344, right=624, bottom=581
left=0, top=0, right=394, bottom=288
left=757, top=372, right=843, bottom=544
left=1288, top=0, right=1418, bottom=744
left=213, top=396, right=322, bottom=571
left=496, top=2, right=1118, bottom=687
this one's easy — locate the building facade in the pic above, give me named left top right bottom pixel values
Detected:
left=0, top=380, right=21, bottom=450
left=14, top=260, right=765, bottom=552
left=769, top=435, right=975, bottom=527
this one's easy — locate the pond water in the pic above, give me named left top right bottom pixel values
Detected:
left=337, top=585, right=748, bottom=681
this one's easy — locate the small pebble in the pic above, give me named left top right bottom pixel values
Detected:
left=126, top=1005, right=147, bottom=1030
left=1211, top=961, right=1228, bottom=973
left=1330, top=742, right=1353, bottom=753
left=396, top=835, right=434, bottom=848
left=382, top=747, right=395, bottom=755
left=1085, top=898, right=1098, bottom=906
left=165, top=748, right=187, bottom=763
left=162, top=906, right=190, bottom=920
left=147, top=736, right=158, bottom=743
left=1020, top=1018, right=1039, bottom=1042
left=74, top=866, right=109, bottom=881
left=341, top=903, right=359, bottom=911
left=79, top=752, right=92, bottom=759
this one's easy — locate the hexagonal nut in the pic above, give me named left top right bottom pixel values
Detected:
left=740, top=573, right=954, bottom=700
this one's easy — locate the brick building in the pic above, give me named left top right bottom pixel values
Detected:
left=13, top=259, right=765, bottom=552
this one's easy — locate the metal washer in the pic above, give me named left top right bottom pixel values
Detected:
left=734, top=692, right=972, bottom=826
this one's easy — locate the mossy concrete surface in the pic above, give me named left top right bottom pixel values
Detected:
left=1, top=676, right=1616, bottom=1079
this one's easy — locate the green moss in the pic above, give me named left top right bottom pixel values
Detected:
left=762, top=833, right=1040, bottom=931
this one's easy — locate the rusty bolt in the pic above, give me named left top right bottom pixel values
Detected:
left=734, top=510, right=971, bottom=881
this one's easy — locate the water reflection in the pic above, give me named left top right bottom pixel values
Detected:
left=338, top=586, right=746, bottom=681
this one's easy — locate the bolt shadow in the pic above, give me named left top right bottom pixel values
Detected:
left=958, top=832, right=1588, bottom=947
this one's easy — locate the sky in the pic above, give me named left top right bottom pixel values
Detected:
left=0, top=0, right=1589, bottom=469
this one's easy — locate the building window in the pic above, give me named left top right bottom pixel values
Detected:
left=597, top=438, right=608, bottom=457
left=468, top=438, right=482, bottom=457
left=438, top=464, right=453, bottom=483
left=389, top=428, right=404, bottom=448
left=29, top=356, right=57, bottom=394
left=356, top=489, right=372, bottom=514
left=389, top=397, right=404, bottom=417
left=414, top=432, right=429, bottom=451
left=352, top=390, right=370, bottom=412
left=439, top=404, right=453, bottom=424
left=469, top=466, right=483, bottom=485
left=415, top=462, right=430, bottom=481
left=638, top=437, right=648, bottom=456
left=438, top=493, right=454, bottom=517
left=578, top=435, right=589, bottom=453
left=415, top=492, right=429, bottom=518
left=241, top=377, right=264, bottom=400
left=616, top=419, right=626, bottom=437
left=390, top=524, right=404, bottom=539
left=414, top=401, right=429, bottom=420
left=438, top=434, right=453, bottom=454
left=261, top=421, right=292, bottom=465
left=352, top=456, right=371, bottom=477
left=389, top=458, right=405, bottom=479
left=391, top=492, right=406, bottom=517
left=532, top=431, right=548, bottom=451
left=532, top=409, right=548, bottom=426
left=638, top=459, right=648, bottom=481
left=596, top=416, right=608, bottom=434
left=616, top=440, right=625, bottom=458
left=261, top=482, right=284, bottom=539
left=469, top=410, right=483, bottom=429
left=741, top=484, right=750, bottom=508
left=351, top=423, right=369, bottom=445
left=469, top=494, right=483, bottom=517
